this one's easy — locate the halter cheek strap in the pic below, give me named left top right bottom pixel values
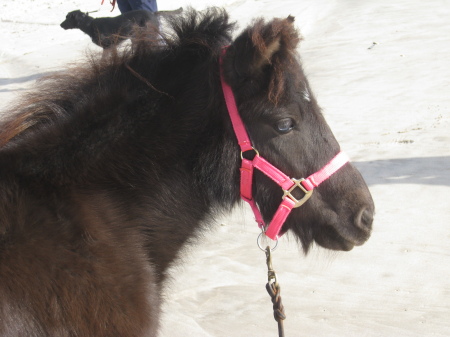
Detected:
left=220, top=50, right=349, bottom=240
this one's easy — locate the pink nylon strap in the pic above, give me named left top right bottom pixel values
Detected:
left=240, top=159, right=254, bottom=201
left=253, top=156, right=294, bottom=191
left=247, top=199, right=265, bottom=228
left=219, top=54, right=253, bottom=152
left=219, top=50, right=349, bottom=240
left=302, top=151, right=349, bottom=191
left=264, top=198, right=296, bottom=239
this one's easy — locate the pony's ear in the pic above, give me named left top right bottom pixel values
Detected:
left=223, top=16, right=300, bottom=85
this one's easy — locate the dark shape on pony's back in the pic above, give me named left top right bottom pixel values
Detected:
left=0, top=8, right=374, bottom=336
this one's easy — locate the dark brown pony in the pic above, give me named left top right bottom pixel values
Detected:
left=0, top=8, right=374, bottom=336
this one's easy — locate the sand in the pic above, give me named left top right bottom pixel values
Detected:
left=1, top=0, right=449, bottom=336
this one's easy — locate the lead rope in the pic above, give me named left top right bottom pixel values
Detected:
left=265, top=246, right=286, bottom=337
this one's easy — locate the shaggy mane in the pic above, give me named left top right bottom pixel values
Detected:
left=0, top=8, right=234, bottom=148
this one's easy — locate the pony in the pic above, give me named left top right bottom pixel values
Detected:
left=0, top=8, right=374, bottom=336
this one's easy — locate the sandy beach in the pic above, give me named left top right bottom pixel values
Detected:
left=1, top=0, right=449, bottom=336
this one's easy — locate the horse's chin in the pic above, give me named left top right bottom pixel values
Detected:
left=314, top=232, right=356, bottom=251
left=288, top=209, right=372, bottom=252
left=313, top=224, right=369, bottom=251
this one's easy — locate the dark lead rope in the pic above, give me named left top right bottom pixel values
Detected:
left=265, top=246, right=286, bottom=337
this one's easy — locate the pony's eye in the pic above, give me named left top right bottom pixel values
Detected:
left=275, top=118, right=295, bottom=133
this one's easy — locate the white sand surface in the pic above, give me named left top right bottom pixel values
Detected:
left=1, top=1, right=449, bottom=336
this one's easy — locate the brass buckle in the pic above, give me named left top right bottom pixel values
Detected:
left=282, top=178, right=313, bottom=208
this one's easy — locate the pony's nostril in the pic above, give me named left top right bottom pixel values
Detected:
left=355, top=207, right=374, bottom=231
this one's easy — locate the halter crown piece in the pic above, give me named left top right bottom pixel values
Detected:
left=219, top=49, right=349, bottom=240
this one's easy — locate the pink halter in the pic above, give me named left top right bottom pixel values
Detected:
left=219, top=51, right=349, bottom=240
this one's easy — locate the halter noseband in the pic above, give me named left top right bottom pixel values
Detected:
left=219, top=49, right=349, bottom=240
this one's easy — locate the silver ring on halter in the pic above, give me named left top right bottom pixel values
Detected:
left=257, top=232, right=278, bottom=252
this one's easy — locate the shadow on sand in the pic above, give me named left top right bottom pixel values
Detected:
left=0, top=71, right=55, bottom=87
left=354, top=156, right=450, bottom=187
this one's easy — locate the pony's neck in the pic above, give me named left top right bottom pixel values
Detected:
left=0, top=40, right=240, bottom=283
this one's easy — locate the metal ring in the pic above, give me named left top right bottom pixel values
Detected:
left=257, top=232, right=279, bottom=252
left=240, top=147, right=260, bottom=160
